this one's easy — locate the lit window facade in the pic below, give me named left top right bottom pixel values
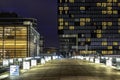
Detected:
left=58, top=0, right=120, bottom=55
left=0, top=13, right=40, bottom=59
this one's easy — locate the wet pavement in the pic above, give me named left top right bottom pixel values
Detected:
left=2, top=59, right=120, bottom=80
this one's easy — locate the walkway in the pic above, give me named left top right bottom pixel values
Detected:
left=2, top=59, right=120, bottom=80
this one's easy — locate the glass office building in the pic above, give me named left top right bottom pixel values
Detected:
left=58, top=0, right=120, bottom=55
left=0, top=13, right=40, bottom=59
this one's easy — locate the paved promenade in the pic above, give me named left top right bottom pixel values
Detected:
left=2, top=59, right=120, bottom=80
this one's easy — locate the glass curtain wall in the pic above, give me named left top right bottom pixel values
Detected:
left=0, top=26, right=27, bottom=59
left=29, top=26, right=40, bottom=57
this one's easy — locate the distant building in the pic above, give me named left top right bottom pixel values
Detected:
left=58, top=0, right=120, bottom=56
left=0, top=12, right=40, bottom=59
left=43, top=47, right=58, bottom=54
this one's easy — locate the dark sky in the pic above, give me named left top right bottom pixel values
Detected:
left=0, top=0, right=58, bottom=48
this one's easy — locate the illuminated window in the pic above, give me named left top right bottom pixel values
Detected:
left=102, top=51, right=107, bottom=55
left=97, top=34, right=102, bottom=38
left=107, top=7, right=112, bottom=10
left=102, top=10, right=107, bottom=14
left=80, top=18, right=85, bottom=21
left=80, top=22, right=85, bottom=26
left=65, top=11, right=68, bottom=14
left=59, top=26, right=63, bottom=30
left=59, top=11, right=62, bottom=14
left=97, top=30, right=101, bottom=33
left=107, top=11, right=112, bottom=14
left=113, top=10, right=118, bottom=14
left=107, top=3, right=112, bottom=6
left=16, top=27, right=27, bottom=40
left=102, top=22, right=107, bottom=26
left=108, top=46, right=112, bottom=49
left=96, top=3, right=101, bottom=7
left=64, top=7, right=69, bottom=10
left=69, top=0, right=74, bottom=3
left=113, top=42, right=118, bottom=45
left=113, top=0, right=117, bottom=2
left=69, top=26, right=74, bottom=30
left=59, top=7, right=63, bottom=10
left=118, top=30, right=120, bottom=33
left=86, top=38, right=91, bottom=42
left=108, top=51, right=113, bottom=54
left=118, top=3, right=120, bottom=6
left=59, top=18, right=64, bottom=22
left=86, top=18, right=90, bottom=22
left=102, top=42, right=107, bottom=45
left=65, top=22, right=68, bottom=26
left=0, top=27, right=3, bottom=39
left=80, top=7, right=85, bottom=10
left=60, top=22, right=63, bottom=26
left=107, top=0, right=112, bottom=2
left=108, top=22, right=112, bottom=26
left=101, top=3, right=106, bottom=7
left=60, top=0, right=62, bottom=3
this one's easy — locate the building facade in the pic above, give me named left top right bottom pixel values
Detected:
left=39, top=36, right=44, bottom=53
left=0, top=12, right=40, bottom=59
left=58, top=0, right=120, bottom=56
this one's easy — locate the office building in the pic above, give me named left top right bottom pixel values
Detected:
left=58, top=0, right=120, bottom=55
left=39, top=36, right=44, bottom=53
left=0, top=12, right=40, bottom=59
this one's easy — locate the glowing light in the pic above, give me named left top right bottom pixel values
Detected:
left=45, top=57, right=49, bottom=62
left=95, top=58, right=100, bottom=63
left=31, top=60, right=37, bottom=67
left=106, top=59, right=112, bottom=66
left=18, top=58, right=22, bottom=62
left=23, top=61, right=30, bottom=70
left=52, top=56, right=57, bottom=60
left=41, top=58, right=45, bottom=64
left=9, top=59, right=14, bottom=64
left=3, top=59, right=9, bottom=67
left=90, top=58, right=94, bottom=62
left=85, top=57, right=89, bottom=61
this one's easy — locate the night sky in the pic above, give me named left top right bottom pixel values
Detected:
left=0, top=0, right=58, bottom=48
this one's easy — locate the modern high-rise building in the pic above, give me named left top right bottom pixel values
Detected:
left=0, top=12, right=40, bottom=59
left=58, top=0, right=120, bottom=56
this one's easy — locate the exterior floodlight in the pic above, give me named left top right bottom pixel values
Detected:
left=90, top=58, right=94, bottom=62
left=18, top=58, right=22, bottom=62
left=86, top=57, right=89, bottom=61
left=23, top=61, right=30, bottom=70
left=31, top=60, right=37, bottom=67
left=9, top=59, right=14, bottom=64
left=41, top=58, right=45, bottom=64
left=53, top=56, right=57, bottom=60
left=95, top=58, right=100, bottom=63
left=3, top=59, right=9, bottom=67
left=106, top=59, right=112, bottom=66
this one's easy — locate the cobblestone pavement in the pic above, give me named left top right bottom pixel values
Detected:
left=3, top=59, right=120, bottom=80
